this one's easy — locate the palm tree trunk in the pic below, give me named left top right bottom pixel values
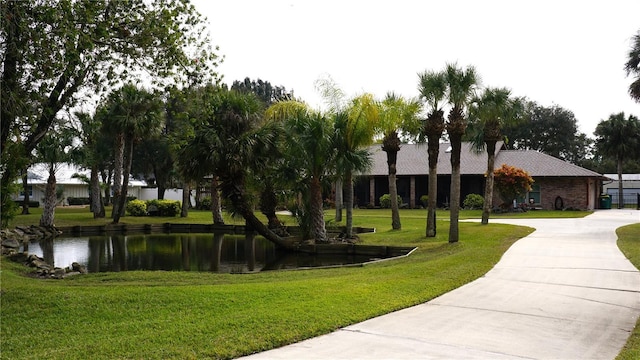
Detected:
left=426, top=137, right=439, bottom=237
left=113, top=137, right=133, bottom=223
left=388, top=150, right=401, bottom=230
left=211, top=177, right=224, bottom=224
left=39, top=165, right=56, bottom=227
left=344, top=172, right=354, bottom=238
left=111, top=132, right=125, bottom=219
left=90, top=164, right=105, bottom=218
left=449, top=135, right=462, bottom=243
left=260, top=182, right=282, bottom=231
left=309, top=177, right=327, bottom=243
left=335, top=179, right=343, bottom=222
left=181, top=182, right=190, bottom=217
left=617, top=156, right=624, bottom=209
left=224, top=175, right=291, bottom=249
left=481, top=141, right=497, bottom=224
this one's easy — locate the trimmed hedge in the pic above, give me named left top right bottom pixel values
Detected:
left=67, top=197, right=91, bottom=206
left=126, top=199, right=148, bottom=216
left=13, top=200, right=40, bottom=208
left=147, top=199, right=181, bottom=217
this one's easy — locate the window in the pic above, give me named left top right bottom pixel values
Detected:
left=527, top=184, right=541, bottom=205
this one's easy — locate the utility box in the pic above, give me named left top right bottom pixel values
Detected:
left=600, top=195, right=611, bottom=209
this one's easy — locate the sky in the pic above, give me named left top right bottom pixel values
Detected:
left=191, top=0, right=640, bottom=137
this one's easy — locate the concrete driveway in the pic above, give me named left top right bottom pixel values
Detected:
left=240, top=209, right=640, bottom=359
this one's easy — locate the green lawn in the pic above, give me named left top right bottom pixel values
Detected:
left=616, top=223, right=640, bottom=360
left=3, top=207, right=630, bottom=360
left=7, top=206, right=592, bottom=228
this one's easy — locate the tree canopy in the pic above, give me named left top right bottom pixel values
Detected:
left=0, top=0, right=220, bottom=225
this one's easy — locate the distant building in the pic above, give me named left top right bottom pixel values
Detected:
left=602, top=174, right=640, bottom=207
left=13, top=163, right=147, bottom=206
left=354, top=142, right=605, bottom=210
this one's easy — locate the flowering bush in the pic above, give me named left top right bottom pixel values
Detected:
left=493, top=164, right=534, bottom=206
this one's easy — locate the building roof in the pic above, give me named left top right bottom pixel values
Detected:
left=365, top=142, right=602, bottom=178
left=24, top=163, right=147, bottom=187
left=603, top=174, right=640, bottom=181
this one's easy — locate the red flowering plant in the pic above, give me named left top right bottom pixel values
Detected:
left=493, top=164, right=534, bottom=208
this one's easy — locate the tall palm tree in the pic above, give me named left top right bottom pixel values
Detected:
left=468, top=87, right=522, bottom=224
left=418, top=70, right=447, bottom=237
left=99, top=84, right=163, bottom=223
left=445, top=63, right=480, bottom=243
left=595, top=112, right=640, bottom=208
left=377, top=93, right=422, bottom=230
left=266, top=100, right=337, bottom=243
left=625, top=29, right=640, bottom=102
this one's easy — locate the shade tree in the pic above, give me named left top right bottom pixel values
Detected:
left=594, top=112, right=640, bottom=209
left=0, top=0, right=220, bottom=227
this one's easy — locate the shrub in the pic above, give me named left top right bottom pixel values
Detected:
left=419, top=195, right=428, bottom=208
left=67, top=197, right=91, bottom=206
left=494, top=164, right=534, bottom=205
left=379, top=194, right=402, bottom=209
left=198, top=197, right=212, bottom=210
left=146, top=199, right=181, bottom=217
left=463, top=193, right=484, bottom=210
left=126, top=199, right=148, bottom=216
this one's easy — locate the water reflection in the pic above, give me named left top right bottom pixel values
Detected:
left=21, top=233, right=379, bottom=274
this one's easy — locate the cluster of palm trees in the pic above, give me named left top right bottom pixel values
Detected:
left=419, top=64, right=524, bottom=242
left=63, top=63, right=529, bottom=247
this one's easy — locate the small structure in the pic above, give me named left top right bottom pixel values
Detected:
left=12, top=163, right=147, bottom=206
left=602, top=174, right=640, bottom=207
left=355, top=142, right=605, bottom=210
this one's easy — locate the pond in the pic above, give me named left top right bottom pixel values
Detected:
left=21, top=233, right=415, bottom=274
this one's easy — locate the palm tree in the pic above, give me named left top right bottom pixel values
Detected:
left=201, top=90, right=290, bottom=248
left=72, top=111, right=106, bottom=218
left=468, top=88, right=523, bottom=224
left=445, top=63, right=480, bottom=243
left=418, top=69, right=447, bottom=237
left=625, top=29, right=640, bottom=102
left=99, top=85, right=163, bottom=223
left=377, top=93, right=422, bottom=230
left=595, top=112, right=640, bottom=208
left=266, top=100, right=337, bottom=243
left=334, top=101, right=377, bottom=237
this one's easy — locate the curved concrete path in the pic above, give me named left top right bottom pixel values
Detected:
left=241, top=210, right=640, bottom=359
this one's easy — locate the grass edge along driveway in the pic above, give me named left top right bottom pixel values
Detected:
left=0, top=209, right=605, bottom=359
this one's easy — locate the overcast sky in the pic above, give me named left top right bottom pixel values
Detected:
left=191, top=0, right=640, bottom=137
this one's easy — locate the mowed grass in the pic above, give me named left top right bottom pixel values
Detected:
left=616, top=223, right=640, bottom=360
left=1, top=207, right=537, bottom=359
left=7, top=206, right=592, bottom=228
left=3, top=207, right=635, bottom=359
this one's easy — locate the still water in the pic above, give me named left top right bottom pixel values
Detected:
left=23, top=233, right=379, bottom=273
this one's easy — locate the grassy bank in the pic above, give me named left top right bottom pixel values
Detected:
left=616, top=223, right=640, bottom=360
left=7, top=206, right=592, bottom=228
left=1, top=209, right=535, bottom=359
